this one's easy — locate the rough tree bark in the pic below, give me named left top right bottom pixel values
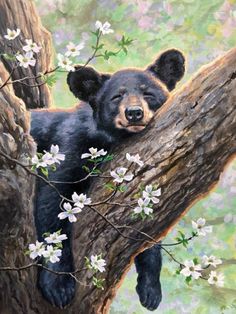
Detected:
left=0, top=1, right=236, bottom=314
left=0, top=0, right=53, bottom=109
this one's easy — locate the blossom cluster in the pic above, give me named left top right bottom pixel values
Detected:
left=191, top=218, right=212, bottom=236
left=180, top=255, right=224, bottom=287
left=31, top=144, right=65, bottom=177
left=3, top=20, right=114, bottom=72
left=28, top=230, right=67, bottom=263
left=87, top=254, right=106, bottom=273
left=57, top=20, right=113, bottom=72
left=134, top=185, right=161, bottom=217
left=85, top=254, right=106, bottom=289
left=4, top=28, right=41, bottom=68
left=58, top=192, right=91, bottom=223
left=109, top=152, right=144, bottom=184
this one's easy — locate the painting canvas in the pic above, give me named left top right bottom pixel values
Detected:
left=0, top=0, right=236, bottom=313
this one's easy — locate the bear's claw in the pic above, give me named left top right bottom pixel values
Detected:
left=136, top=272, right=162, bottom=311
left=38, top=269, right=75, bottom=308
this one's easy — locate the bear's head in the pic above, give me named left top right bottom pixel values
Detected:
left=67, top=49, right=185, bottom=137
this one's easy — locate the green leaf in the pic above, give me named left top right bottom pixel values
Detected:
left=91, top=30, right=100, bottom=37
left=1, top=53, right=16, bottom=61
left=50, top=164, right=57, bottom=172
left=92, top=276, right=105, bottom=289
left=96, top=43, right=105, bottom=51
left=192, top=231, right=198, bottom=237
left=40, top=167, right=49, bottom=178
left=31, top=165, right=37, bottom=171
left=117, top=185, right=127, bottom=192
left=185, top=276, right=192, bottom=284
left=82, top=165, right=90, bottom=173
left=103, top=154, right=114, bottom=162
left=91, top=169, right=101, bottom=175
left=55, top=242, right=63, bottom=249
left=193, top=257, right=199, bottom=265
left=45, top=74, right=57, bottom=87
left=103, top=50, right=118, bottom=60
left=42, top=232, right=50, bottom=237
left=104, top=183, right=115, bottom=191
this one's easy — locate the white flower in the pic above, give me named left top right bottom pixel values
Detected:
left=28, top=241, right=45, bottom=259
left=65, top=41, right=85, bottom=57
left=81, top=147, right=107, bottom=159
left=126, top=153, right=144, bottom=167
left=72, top=192, right=91, bottom=208
left=16, top=52, right=36, bottom=68
left=42, top=245, right=62, bottom=263
left=110, top=167, right=134, bottom=183
left=90, top=255, right=106, bottom=273
left=192, top=218, right=213, bottom=236
left=58, top=202, right=82, bottom=223
left=31, top=153, right=53, bottom=168
left=49, top=144, right=65, bottom=164
left=95, top=21, right=114, bottom=35
left=4, top=28, right=20, bottom=40
left=143, top=185, right=161, bottom=204
left=180, top=260, right=202, bottom=279
left=57, top=53, right=75, bottom=71
left=45, top=232, right=68, bottom=244
left=201, top=255, right=222, bottom=268
left=23, top=39, right=41, bottom=53
left=134, top=198, right=152, bottom=215
left=208, top=271, right=224, bottom=287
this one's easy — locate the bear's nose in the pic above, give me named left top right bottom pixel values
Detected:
left=125, top=106, right=144, bottom=123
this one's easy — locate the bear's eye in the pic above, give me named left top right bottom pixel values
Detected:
left=111, top=94, right=122, bottom=101
left=143, top=92, right=155, bottom=100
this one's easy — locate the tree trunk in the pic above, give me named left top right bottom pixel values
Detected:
left=0, top=0, right=53, bottom=109
left=0, top=1, right=236, bottom=313
left=72, top=47, right=236, bottom=313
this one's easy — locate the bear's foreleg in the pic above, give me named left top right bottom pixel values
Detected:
left=135, top=243, right=162, bottom=311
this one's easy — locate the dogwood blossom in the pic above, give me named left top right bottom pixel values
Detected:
left=28, top=241, right=45, bottom=259
left=16, top=52, right=36, bottom=68
left=58, top=202, right=82, bottom=223
left=45, top=232, right=68, bottom=244
left=110, top=167, right=134, bottom=183
left=31, top=153, right=53, bottom=168
left=201, top=255, right=222, bottom=268
left=4, top=28, right=20, bottom=40
left=126, top=153, right=144, bottom=167
left=42, top=245, right=62, bottom=263
left=81, top=147, right=107, bottom=159
left=95, top=21, right=114, bottom=35
left=23, top=39, right=41, bottom=53
left=180, top=260, right=202, bottom=279
left=208, top=271, right=224, bottom=287
left=143, top=185, right=161, bottom=204
left=72, top=192, right=91, bottom=208
left=57, top=53, right=75, bottom=71
left=90, top=255, right=106, bottom=273
left=192, top=218, right=213, bottom=236
left=49, top=144, right=65, bottom=164
left=134, top=198, right=152, bottom=215
left=65, top=41, right=85, bottom=57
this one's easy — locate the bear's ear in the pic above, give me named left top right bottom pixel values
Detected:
left=67, top=66, right=111, bottom=101
left=146, top=49, right=185, bottom=91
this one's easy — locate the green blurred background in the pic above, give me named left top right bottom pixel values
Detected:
left=34, top=1, right=236, bottom=313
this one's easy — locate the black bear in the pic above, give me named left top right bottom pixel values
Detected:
left=30, top=49, right=185, bottom=311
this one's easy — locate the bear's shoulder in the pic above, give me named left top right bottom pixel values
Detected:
left=30, top=103, right=95, bottom=152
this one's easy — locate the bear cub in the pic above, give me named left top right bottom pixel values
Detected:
left=30, top=49, right=185, bottom=311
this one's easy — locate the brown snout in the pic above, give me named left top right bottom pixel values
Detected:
left=125, top=106, right=144, bottom=123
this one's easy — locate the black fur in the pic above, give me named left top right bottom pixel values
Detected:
left=30, top=49, right=185, bottom=310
